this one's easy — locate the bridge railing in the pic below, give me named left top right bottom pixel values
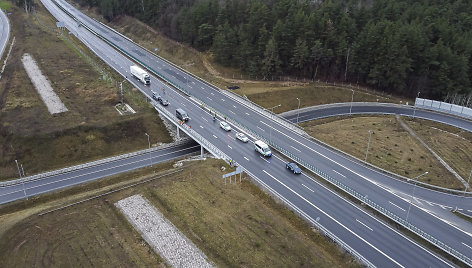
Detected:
left=49, top=1, right=472, bottom=265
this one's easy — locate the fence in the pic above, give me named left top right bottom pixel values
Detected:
left=416, top=98, right=472, bottom=119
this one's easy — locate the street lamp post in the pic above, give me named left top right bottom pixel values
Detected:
left=120, top=80, right=126, bottom=105
left=15, top=160, right=27, bottom=199
left=365, top=130, right=373, bottom=162
left=464, top=168, right=472, bottom=196
left=266, top=104, right=281, bottom=143
left=349, top=89, right=354, bottom=115
left=145, top=133, right=152, bottom=167
left=413, top=91, right=420, bottom=118
left=406, top=171, right=429, bottom=221
left=296, top=97, right=301, bottom=124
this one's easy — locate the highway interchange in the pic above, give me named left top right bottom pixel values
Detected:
left=1, top=0, right=471, bottom=266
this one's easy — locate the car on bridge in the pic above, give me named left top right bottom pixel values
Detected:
left=235, top=132, right=248, bottom=142
left=157, top=96, right=169, bottom=106
left=220, top=121, right=231, bottom=131
left=286, top=162, right=301, bottom=174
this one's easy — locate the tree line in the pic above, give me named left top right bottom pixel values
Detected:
left=72, top=0, right=472, bottom=99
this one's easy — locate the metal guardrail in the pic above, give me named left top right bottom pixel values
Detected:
left=243, top=168, right=375, bottom=267
left=0, top=139, right=194, bottom=187
left=48, top=1, right=472, bottom=265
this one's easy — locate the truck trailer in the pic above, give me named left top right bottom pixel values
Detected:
left=130, top=65, right=151, bottom=85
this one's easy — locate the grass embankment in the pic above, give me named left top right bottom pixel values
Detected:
left=302, top=116, right=472, bottom=190
left=0, top=4, right=171, bottom=180
left=0, top=159, right=360, bottom=267
left=0, top=1, right=12, bottom=10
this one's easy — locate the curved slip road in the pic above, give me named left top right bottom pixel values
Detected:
left=0, top=9, right=10, bottom=60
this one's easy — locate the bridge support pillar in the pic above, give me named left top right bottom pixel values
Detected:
left=201, top=145, right=204, bottom=157
left=176, top=126, right=180, bottom=139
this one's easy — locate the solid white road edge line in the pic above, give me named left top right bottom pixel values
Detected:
left=262, top=169, right=405, bottom=268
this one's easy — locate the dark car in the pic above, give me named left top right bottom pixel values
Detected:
left=227, top=85, right=240, bottom=90
left=158, top=96, right=169, bottom=106
left=286, top=162, right=301, bottom=174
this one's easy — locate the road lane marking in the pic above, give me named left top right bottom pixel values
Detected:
left=221, top=98, right=225, bottom=101
left=333, top=170, right=346, bottom=178
left=213, top=135, right=218, bottom=139
left=245, top=112, right=250, bottom=116
left=5, top=146, right=202, bottom=197
left=233, top=105, right=237, bottom=108
left=262, top=170, right=404, bottom=267
left=201, top=87, right=205, bottom=89
left=210, top=92, right=214, bottom=95
left=290, top=146, right=301, bottom=152
left=302, top=184, right=314, bottom=192
left=228, top=145, right=232, bottom=149
left=207, top=97, right=212, bottom=101
left=257, top=126, right=265, bottom=132
left=181, top=102, right=186, bottom=107
left=201, top=117, right=208, bottom=122
left=229, top=110, right=235, bottom=114
left=389, top=201, right=406, bottom=212
left=356, top=219, right=373, bottom=231
left=462, top=242, right=472, bottom=251
left=425, top=201, right=434, bottom=206
left=199, top=125, right=203, bottom=129
left=260, top=156, right=270, bottom=163
left=244, top=157, right=249, bottom=161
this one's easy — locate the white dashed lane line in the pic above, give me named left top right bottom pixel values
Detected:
left=333, top=170, right=346, bottom=178
left=245, top=112, right=250, bottom=116
left=212, top=135, right=218, bottom=139
left=389, top=201, right=406, bottom=212
left=290, top=146, right=301, bottom=152
left=202, top=117, right=208, bottom=122
left=257, top=126, right=265, bottom=132
left=462, top=242, right=472, bottom=251
left=302, top=184, right=314, bottom=192
left=228, top=145, right=232, bottom=149
left=356, top=219, right=373, bottom=231
left=207, top=97, right=212, bottom=101
left=229, top=110, right=235, bottom=114
left=233, top=105, right=237, bottom=108
left=260, top=156, right=270, bottom=163
left=244, top=157, right=249, bottom=161
left=199, top=125, right=203, bottom=129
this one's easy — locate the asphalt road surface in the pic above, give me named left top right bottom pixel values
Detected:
left=0, top=9, right=10, bottom=60
left=20, top=0, right=472, bottom=266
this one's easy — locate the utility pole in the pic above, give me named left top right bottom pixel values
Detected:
left=296, top=97, right=301, bottom=124
left=145, top=133, right=152, bottom=167
left=406, top=172, right=429, bottom=221
left=349, top=89, right=354, bottom=115
left=413, top=91, right=420, bottom=118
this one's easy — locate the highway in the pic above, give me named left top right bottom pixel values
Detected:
left=0, top=141, right=200, bottom=204
left=26, top=0, right=472, bottom=266
left=282, top=102, right=472, bottom=132
left=0, top=9, right=10, bottom=60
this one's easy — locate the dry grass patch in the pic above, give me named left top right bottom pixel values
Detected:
left=0, top=4, right=171, bottom=180
left=301, top=116, right=464, bottom=189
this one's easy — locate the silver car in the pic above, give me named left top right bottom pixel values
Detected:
left=235, top=132, right=249, bottom=142
left=220, top=121, right=231, bottom=131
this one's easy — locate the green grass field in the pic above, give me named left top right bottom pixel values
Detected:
left=0, top=1, right=12, bottom=10
left=0, top=159, right=360, bottom=267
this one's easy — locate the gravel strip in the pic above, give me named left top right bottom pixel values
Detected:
left=21, top=53, right=68, bottom=114
left=116, top=194, right=215, bottom=268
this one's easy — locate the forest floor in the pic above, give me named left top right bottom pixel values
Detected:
left=0, top=3, right=172, bottom=180
left=0, top=158, right=360, bottom=267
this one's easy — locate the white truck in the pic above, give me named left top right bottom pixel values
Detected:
left=130, top=65, right=151, bottom=85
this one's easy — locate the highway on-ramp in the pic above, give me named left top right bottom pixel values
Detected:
left=0, top=9, right=10, bottom=60
left=31, top=0, right=472, bottom=266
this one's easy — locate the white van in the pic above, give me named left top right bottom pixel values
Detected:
left=254, top=140, right=272, bottom=157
